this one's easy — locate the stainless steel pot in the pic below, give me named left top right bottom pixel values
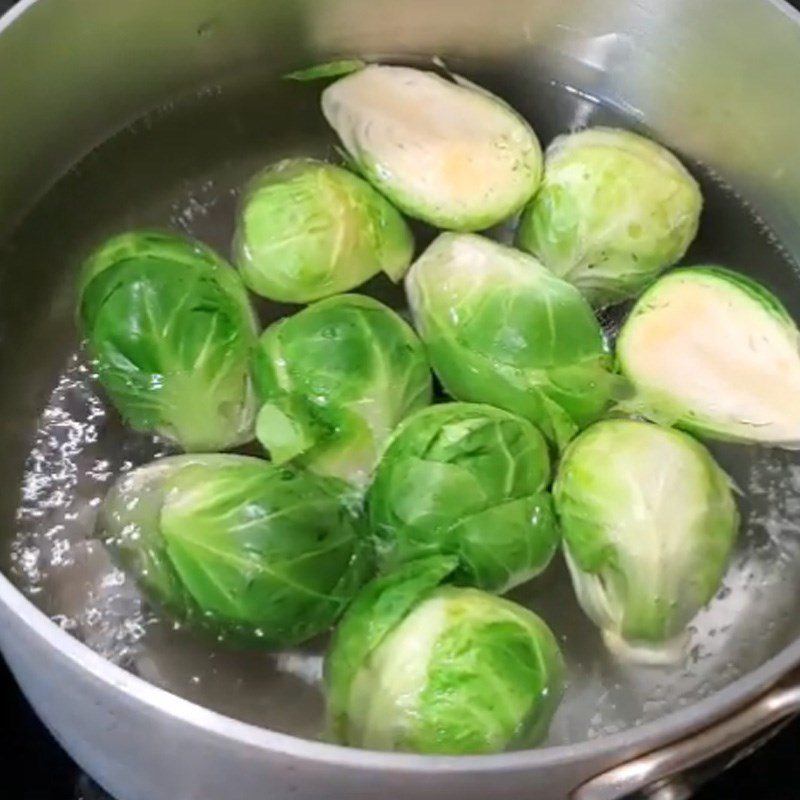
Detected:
left=2, top=1, right=800, bottom=798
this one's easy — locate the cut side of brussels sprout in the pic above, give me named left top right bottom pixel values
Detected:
left=517, top=127, right=702, bottom=307
left=234, top=158, right=414, bottom=303
left=78, top=231, right=258, bottom=452
left=321, top=65, right=543, bottom=231
left=368, top=403, right=558, bottom=592
left=406, top=233, right=614, bottom=448
left=326, top=559, right=564, bottom=754
left=253, top=294, right=432, bottom=487
left=98, top=455, right=371, bottom=648
left=554, top=420, right=739, bottom=663
left=617, top=267, right=800, bottom=447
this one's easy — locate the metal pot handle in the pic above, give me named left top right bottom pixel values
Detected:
left=571, top=668, right=800, bottom=800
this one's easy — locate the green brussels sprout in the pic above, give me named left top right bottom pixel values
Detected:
left=517, top=128, right=702, bottom=307
left=233, top=158, right=414, bottom=303
left=98, top=454, right=371, bottom=647
left=325, top=556, right=564, bottom=754
left=554, top=420, right=739, bottom=663
left=321, top=64, right=543, bottom=231
left=617, top=267, right=800, bottom=447
left=368, top=403, right=558, bottom=592
left=406, top=233, right=614, bottom=448
left=253, top=294, right=432, bottom=487
left=78, top=231, right=258, bottom=452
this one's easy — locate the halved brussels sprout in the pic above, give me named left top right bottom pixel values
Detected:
left=517, top=128, right=702, bottom=307
left=233, top=158, right=414, bottom=303
left=321, top=64, right=543, bottom=231
left=253, top=294, right=432, bottom=487
left=368, top=403, right=558, bottom=592
left=98, top=455, right=371, bottom=647
left=78, top=231, right=258, bottom=452
left=554, top=420, right=739, bottom=663
left=406, top=233, right=614, bottom=448
left=617, top=267, right=800, bottom=447
left=326, top=556, right=564, bottom=754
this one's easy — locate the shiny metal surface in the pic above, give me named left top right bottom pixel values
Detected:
left=572, top=670, right=800, bottom=800
left=1, top=1, right=800, bottom=799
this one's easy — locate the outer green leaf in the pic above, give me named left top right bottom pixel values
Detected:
left=448, top=493, right=556, bottom=592
left=553, top=419, right=739, bottom=662
left=407, top=589, right=564, bottom=753
left=325, top=555, right=459, bottom=742
left=322, top=64, right=542, bottom=231
left=233, top=158, right=413, bottom=303
left=517, top=127, right=702, bottom=307
left=98, top=455, right=371, bottom=647
left=78, top=231, right=258, bottom=451
left=368, top=402, right=558, bottom=592
left=617, top=267, right=800, bottom=447
left=253, top=294, right=432, bottom=486
left=97, top=454, right=237, bottom=614
left=406, top=233, right=615, bottom=448
left=328, top=583, right=565, bottom=754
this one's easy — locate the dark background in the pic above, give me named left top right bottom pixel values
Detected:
left=2, top=0, right=800, bottom=797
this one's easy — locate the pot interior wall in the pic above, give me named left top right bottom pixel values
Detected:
left=1, top=0, right=800, bottom=750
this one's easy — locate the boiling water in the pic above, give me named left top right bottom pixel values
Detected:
left=3, top=65, right=800, bottom=747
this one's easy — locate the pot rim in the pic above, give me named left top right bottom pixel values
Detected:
left=3, top=566, right=800, bottom=772
left=2, top=0, right=800, bottom=776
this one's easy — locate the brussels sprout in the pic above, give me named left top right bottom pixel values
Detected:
left=321, top=65, right=543, bottom=231
left=233, top=158, right=414, bottom=303
left=368, top=403, right=558, bottom=592
left=517, top=128, right=702, bottom=307
left=617, top=267, right=800, bottom=447
left=326, top=556, right=564, bottom=754
left=98, top=454, right=371, bottom=647
left=406, top=233, right=614, bottom=448
left=78, top=231, right=258, bottom=452
left=253, top=294, right=432, bottom=486
left=554, top=420, right=739, bottom=662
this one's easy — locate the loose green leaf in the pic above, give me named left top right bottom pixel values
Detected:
left=285, top=59, right=367, bottom=82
